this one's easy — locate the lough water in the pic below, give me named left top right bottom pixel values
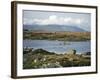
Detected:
left=23, top=40, right=90, bottom=54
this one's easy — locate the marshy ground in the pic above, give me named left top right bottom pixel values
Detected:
left=23, top=48, right=91, bottom=69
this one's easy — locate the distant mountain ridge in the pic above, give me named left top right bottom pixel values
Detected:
left=23, top=24, right=86, bottom=32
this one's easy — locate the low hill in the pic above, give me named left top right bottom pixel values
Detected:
left=32, top=49, right=56, bottom=55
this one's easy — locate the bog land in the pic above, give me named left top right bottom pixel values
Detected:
left=23, top=30, right=90, bottom=41
left=23, top=48, right=91, bottom=69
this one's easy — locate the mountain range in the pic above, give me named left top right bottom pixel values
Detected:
left=23, top=24, right=86, bottom=32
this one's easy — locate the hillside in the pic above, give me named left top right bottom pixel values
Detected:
left=23, top=24, right=86, bottom=32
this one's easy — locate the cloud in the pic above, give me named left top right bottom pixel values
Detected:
left=24, top=18, right=33, bottom=25
left=24, top=15, right=83, bottom=26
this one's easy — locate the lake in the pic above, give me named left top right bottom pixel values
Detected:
left=23, top=40, right=90, bottom=54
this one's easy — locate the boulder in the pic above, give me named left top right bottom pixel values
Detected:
left=84, top=52, right=91, bottom=55
left=67, top=49, right=76, bottom=55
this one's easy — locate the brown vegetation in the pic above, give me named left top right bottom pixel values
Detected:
left=23, top=31, right=91, bottom=41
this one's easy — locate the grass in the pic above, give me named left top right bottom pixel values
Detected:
left=23, top=48, right=91, bottom=69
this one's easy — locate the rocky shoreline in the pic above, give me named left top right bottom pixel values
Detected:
left=23, top=48, right=91, bottom=69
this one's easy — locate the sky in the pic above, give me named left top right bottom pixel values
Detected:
left=23, top=10, right=91, bottom=31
